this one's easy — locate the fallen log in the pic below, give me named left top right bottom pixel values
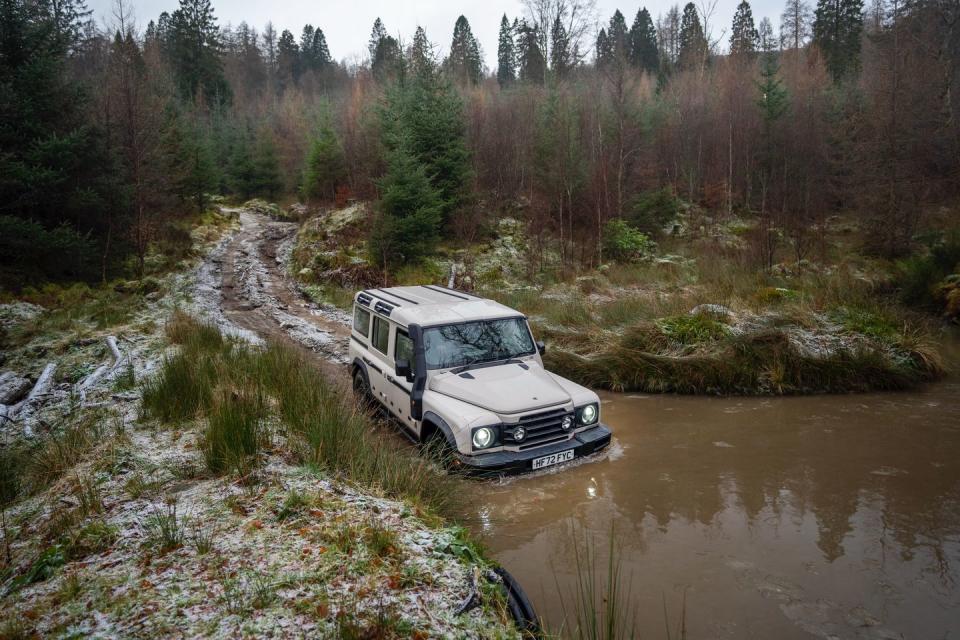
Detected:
left=10, top=362, right=56, bottom=436
left=76, top=336, right=128, bottom=406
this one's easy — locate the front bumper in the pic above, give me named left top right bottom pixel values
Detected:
left=457, top=424, right=612, bottom=475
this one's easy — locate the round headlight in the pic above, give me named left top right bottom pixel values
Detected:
left=472, top=427, right=494, bottom=449
left=580, top=404, right=598, bottom=425
left=561, top=415, right=574, bottom=431
left=513, top=426, right=526, bottom=442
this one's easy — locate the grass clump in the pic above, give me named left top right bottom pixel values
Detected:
left=202, top=386, right=265, bottom=477
left=657, top=313, right=729, bottom=346
left=142, top=314, right=459, bottom=515
left=143, top=500, right=185, bottom=554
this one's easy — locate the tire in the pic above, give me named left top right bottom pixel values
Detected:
left=352, top=368, right=374, bottom=410
left=422, top=428, right=462, bottom=473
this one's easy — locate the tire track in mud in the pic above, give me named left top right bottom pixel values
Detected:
left=218, top=209, right=351, bottom=382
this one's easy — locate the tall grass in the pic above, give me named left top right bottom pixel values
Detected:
left=141, top=313, right=459, bottom=514
left=557, top=528, right=639, bottom=640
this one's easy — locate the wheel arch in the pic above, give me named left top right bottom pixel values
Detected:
left=420, top=411, right=457, bottom=448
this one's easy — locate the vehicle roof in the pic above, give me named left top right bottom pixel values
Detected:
left=354, top=286, right=523, bottom=328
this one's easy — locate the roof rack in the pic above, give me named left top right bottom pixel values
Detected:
left=420, top=284, right=475, bottom=301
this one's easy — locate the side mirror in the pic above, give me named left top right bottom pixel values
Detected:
left=395, top=359, right=414, bottom=382
left=536, top=340, right=546, bottom=355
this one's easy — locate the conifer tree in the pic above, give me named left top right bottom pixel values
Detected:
left=607, top=10, right=630, bottom=62
left=730, top=1, right=759, bottom=57
left=369, top=18, right=403, bottom=81
left=550, top=16, right=572, bottom=78
left=678, top=2, right=707, bottom=70
left=276, top=29, right=299, bottom=89
left=447, top=15, right=483, bottom=85
left=410, top=26, right=435, bottom=77
left=813, top=0, right=864, bottom=79
left=596, top=28, right=611, bottom=67
left=251, top=132, right=283, bottom=199
left=301, top=124, right=347, bottom=203
left=517, top=19, right=546, bottom=83
left=369, top=135, right=443, bottom=270
left=497, top=15, right=516, bottom=87
left=629, top=7, right=659, bottom=72
left=311, top=29, right=331, bottom=67
left=167, top=0, right=230, bottom=103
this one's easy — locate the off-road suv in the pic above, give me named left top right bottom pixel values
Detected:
left=348, top=285, right=612, bottom=474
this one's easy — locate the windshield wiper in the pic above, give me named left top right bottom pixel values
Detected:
left=452, top=356, right=522, bottom=375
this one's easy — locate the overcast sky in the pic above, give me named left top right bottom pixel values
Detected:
left=86, top=0, right=787, bottom=68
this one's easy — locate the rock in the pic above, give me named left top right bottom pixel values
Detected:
left=0, top=371, right=31, bottom=404
left=298, top=267, right=313, bottom=278
left=690, top=304, right=734, bottom=318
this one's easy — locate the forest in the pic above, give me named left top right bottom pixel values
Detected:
left=3, top=0, right=958, bottom=288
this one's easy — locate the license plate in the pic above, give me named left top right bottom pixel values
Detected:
left=532, top=449, right=574, bottom=470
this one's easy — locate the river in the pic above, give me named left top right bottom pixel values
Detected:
left=468, top=334, right=960, bottom=638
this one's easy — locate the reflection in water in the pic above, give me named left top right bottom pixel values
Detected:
left=469, top=346, right=960, bottom=638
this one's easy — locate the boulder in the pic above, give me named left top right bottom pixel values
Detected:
left=0, top=371, right=31, bottom=404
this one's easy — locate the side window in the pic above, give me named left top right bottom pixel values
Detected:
left=371, top=316, right=390, bottom=354
left=394, top=330, right=416, bottom=375
left=353, top=306, right=370, bottom=337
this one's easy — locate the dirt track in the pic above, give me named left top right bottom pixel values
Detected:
left=217, top=209, right=351, bottom=381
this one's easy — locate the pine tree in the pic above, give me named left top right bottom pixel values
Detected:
left=228, top=130, right=257, bottom=199
left=678, top=2, right=707, bottom=70
left=276, top=29, right=299, bottom=89
left=446, top=15, right=483, bottom=85
left=813, top=0, right=864, bottom=79
left=596, top=28, right=611, bottom=67
left=550, top=16, right=572, bottom=78
left=300, top=25, right=316, bottom=70
left=369, top=18, right=402, bottom=81
left=163, top=116, right=218, bottom=213
left=780, top=0, right=813, bottom=50
left=0, top=0, right=109, bottom=280
left=497, top=15, right=516, bottom=87
left=410, top=26, right=435, bottom=77
left=167, top=0, right=230, bottom=103
left=368, top=17, right=387, bottom=60
left=251, top=132, right=283, bottom=199
left=629, top=8, right=659, bottom=72
left=369, top=135, right=443, bottom=269
left=607, top=10, right=630, bottom=62
left=311, top=29, right=331, bottom=67
left=730, top=1, right=760, bottom=57
left=517, top=19, right=546, bottom=83
left=301, top=124, right=347, bottom=203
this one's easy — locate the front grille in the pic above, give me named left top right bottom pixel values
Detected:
left=506, top=407, right=574, bottom=450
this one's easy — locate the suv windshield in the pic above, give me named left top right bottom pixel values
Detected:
left=423, top=317, right=535, bottom=370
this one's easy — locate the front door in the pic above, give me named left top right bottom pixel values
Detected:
left=386, top=328, right=418, bottom=436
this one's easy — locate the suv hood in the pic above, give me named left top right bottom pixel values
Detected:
left=428, top=361, right=571, bottom=414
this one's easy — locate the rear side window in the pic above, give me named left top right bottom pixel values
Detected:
left=372, top=316, right=390, bottom=354
left=395, top=330, right=416, bottom=375
left=353, top=306, right=370, bottom=337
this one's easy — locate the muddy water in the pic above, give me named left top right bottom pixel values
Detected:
left=470, top=337, right=960, bottom=638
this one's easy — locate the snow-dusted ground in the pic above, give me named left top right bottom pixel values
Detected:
left=0, top=206, right=518, bottom=638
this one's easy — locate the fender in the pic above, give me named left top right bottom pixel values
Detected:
left=421, top=411, right=457, bottom=447
left=408, top=323, right=428, bottom=420
left=351, top=357, right=369, bottom=381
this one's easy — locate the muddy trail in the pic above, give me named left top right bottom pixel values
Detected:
left=215, top=209, right=351, bottom=381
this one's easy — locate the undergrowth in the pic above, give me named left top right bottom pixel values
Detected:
left=141, top=311, right=459, bottom=515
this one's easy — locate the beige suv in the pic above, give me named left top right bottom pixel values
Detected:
left=348, top=285, right=611, bottom=474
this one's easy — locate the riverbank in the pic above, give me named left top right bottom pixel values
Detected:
left=0, top=207, right=521, bottom=638
left=290, top=203, right=947, bottom=395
